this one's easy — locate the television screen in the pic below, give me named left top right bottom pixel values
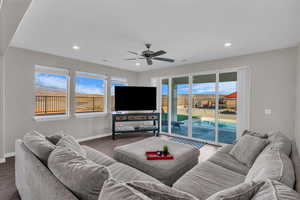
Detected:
left=115, top=86, right=157, bottom=111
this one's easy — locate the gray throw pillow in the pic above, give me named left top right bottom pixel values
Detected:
left=56, top=135, right=86, bottom=157
left=99, top=179, right=151, bottom=200
left=245, top=149, right=295, bottom=188
left=127, top=181, right=198, bottom=200
left=46, top=133, right=64, bottom=145
left=23, top=130, right=56, bottom=164
left=252, top=179, right=300, bottom=200
left=48, top=147, right=110, bottom=200
left=242, top=130, right=268, bottom=139
left=229, top=135, right=269, bottom=167
left=206, top=181, right=264, bottom=200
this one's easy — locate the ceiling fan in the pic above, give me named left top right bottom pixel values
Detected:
left=125, top=43, right=175, bottom=65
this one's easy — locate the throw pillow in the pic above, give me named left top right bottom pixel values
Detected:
left=242, top=130, right=268, bottom=139
left=56, top=135, right=86, bottom=157
left=23, top=130, right=56, bottom=164
left=252, top=179, right=300, bottom=200
left=127, top=181, right=198, bottom=200
left=99, top=179, right=151, bottom=200
left=206, top=181, right=264, bottom=200
left=48, top=146, right=110, bottom=200
left=245, top=149, right=295, bottom=188
left=229, top=135, right=269, bottom=167
left=46, top=133, right=65, bottom=145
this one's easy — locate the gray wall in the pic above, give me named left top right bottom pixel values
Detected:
left=4, top=47, right=137, bottom=154
left=137, top=47, right=298, bottom=139
left=295, top=44, right=300, bottom=150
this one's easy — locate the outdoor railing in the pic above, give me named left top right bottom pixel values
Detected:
left=35, top=95, right=103, bottom=115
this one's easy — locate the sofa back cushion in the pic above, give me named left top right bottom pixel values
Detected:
left=265, top=131, right=292, bottom=156
left=229, top=135, right=269, bottom=167
left=245, top=149, right=295, bottom=188
left=127, top=181, right=198, bottom=200
left=99, top=179, right=151, bottom=200
left=57, top=135, right=87, bottom=157
left=48, top=146, right=110, bottom=200
left=206, top=181, right=264, bottom=200
left=23, top=131, right=56, bottom=164
left=242, top=130, right=268, bottom=139
left=251, top=179, right=300, bottom=200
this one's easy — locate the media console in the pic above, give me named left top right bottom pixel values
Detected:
left=112, top=112, right=160, bottom=140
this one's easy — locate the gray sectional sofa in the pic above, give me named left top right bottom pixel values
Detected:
left=15, top=131, right=300, bottom=200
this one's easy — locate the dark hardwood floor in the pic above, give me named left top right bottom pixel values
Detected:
left=0, top=133, right=218, bottom=200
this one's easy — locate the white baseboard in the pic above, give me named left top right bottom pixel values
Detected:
left=5, top=152, right=15, bottom=158
left=77, top=133, right=112, bottom=143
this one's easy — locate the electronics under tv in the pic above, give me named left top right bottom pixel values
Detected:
left=115, top=86, right=157, bottom=111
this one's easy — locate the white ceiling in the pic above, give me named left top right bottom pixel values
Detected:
left=11, top=0, right=300, bottom=72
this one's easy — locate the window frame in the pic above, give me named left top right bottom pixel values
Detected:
left=74, top=71, right=108, bottom=117
left=110, top=77, right=128, bottom=112
left=34, top=65, right=70, bottom=121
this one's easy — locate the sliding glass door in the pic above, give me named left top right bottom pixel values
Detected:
left=171, top=76, right=189, bottom=137
left=160, top=71, right=239, bottom=144
left=191, top=74, right=216, bottom=142
left=218, top=72, right=237, bottom=143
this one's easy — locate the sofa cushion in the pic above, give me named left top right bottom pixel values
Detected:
left=208, top=144, right=250, bottom=175
left=57, top=135, right=86, bottom=157
left=82, top=145, right=116, bottom=167
left=107, top=162, right=160, bottom=183
left=48, top=146, right=110, bottom=200
left=229, top=135, right=269, bottom=167
left=242, top=130, right=268, bottom=139
left=291, top=141, right=300, bottom=193
left=173, top=161, right=245, bottom=200
left=99, top=179, right=151, bottom=200
left=252, top=179, right=300, bottom=200
left=23, top=130, right=56, bottom=164
left=245, top=149, right=295, bottom=188
left=127, top=181, right=198, bottom=200
left=206, top=181, right=264, bottom=200
left=266, top=131, right=292, bottom=156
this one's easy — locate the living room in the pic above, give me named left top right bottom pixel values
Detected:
left=1, top=0, right=300, bottom=200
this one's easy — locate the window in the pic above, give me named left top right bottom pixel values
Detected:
left=111, top=77, right=128, bottom=111
left=35, top=65, right=69, bottom=117
left=75, top=72, right=106, bottom=113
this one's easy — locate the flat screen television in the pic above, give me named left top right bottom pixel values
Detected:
left=115, top=86, right=157, bottom=111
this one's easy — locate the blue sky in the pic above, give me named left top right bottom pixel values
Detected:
left=162, top=81, right=236, bottom=95
left=36, top=73, right=105, bottom=94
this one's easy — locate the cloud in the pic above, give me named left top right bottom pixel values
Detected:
left=35, top=73, right=67, bottom=89
left=75, top=84, right=104, bottom=95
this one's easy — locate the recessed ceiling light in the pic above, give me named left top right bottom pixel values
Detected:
left=136, top=63, right=141, bottom=66
left=72, top=45, right=80, bottom=50
left=224, top=42, right=232, bottom=48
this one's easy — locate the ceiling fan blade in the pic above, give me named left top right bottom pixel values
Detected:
left=125, top=57, right=145, bottom=60
left=153, top=57, right=175, bottom=62
left=151, top=50, right=166, bottom=57
left=146, top=58, right=153, bottom=65
left=128, top=51, right=139, bottom=55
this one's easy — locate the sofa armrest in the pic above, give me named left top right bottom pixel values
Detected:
left=15, top=139, right=79, bottom=200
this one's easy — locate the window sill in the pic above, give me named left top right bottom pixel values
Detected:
left=34, top=115, right=70, bottom=122
left=74, top=112, right=108, bottom=119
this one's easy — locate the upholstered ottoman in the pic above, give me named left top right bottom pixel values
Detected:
left=113, top=137, right=199, bottom=185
